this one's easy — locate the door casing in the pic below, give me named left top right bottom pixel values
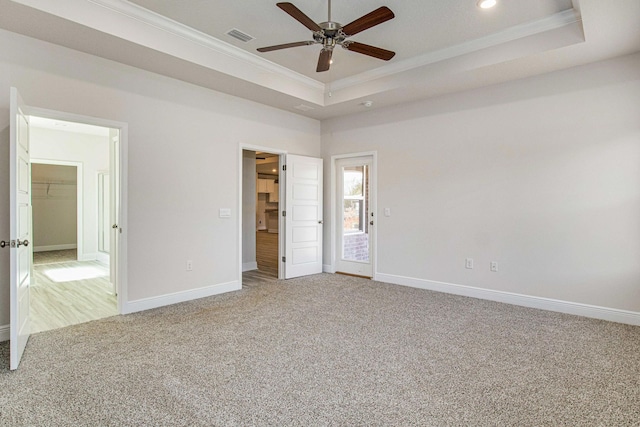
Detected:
left=330, top=152, right=378, bottom=278
left=28, top=106, right=128, bottom=314
left=238, top=144, right=287, bottom=280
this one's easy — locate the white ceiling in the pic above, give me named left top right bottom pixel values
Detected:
left=126, top=0, right=574, bottom=83
left=1, top=0, right=639, bottom=119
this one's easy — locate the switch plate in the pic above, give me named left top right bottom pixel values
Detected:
left=384, top=208, right=391, bottom=217
left=186, top=260, right=193, bottom=271
left=219, top=208, right=231, bottom=218
left=465, top=258, right=474, bottom=269
left=490, top=261, right=498, bottom=272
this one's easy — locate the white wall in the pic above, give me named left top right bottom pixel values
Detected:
left=31, top=128, right=109, bottom=258
left=31, top=163, right=78, bottom=250
left=322, top=53, right=640, bottom=314
left=242, top=150, right=256, bottom=270
left=0, top=29, right=320, bottom=326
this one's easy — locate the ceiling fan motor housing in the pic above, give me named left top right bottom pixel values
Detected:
left=316, top=21, right=345, bottom=49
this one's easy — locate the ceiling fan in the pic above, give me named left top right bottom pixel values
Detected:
left=257, top=1, right=396, bottom=72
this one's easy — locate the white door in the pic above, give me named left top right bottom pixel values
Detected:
left=284, top=155, right=323, bottom=278
left=336, top=156, right=373, bottom=277
left=9, top=87, right=32, bottom=370
left=109, top=132, right=120, bottom=295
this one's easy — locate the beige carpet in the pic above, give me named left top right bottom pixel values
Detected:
left=1, top=273, right=638, bottom=426
left=33, top=249, right=77, bottom=265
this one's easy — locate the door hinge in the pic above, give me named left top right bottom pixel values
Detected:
left=282, top=210, right=286, bottom=217
left=282, top=256, right=286, bottom=263
left=282, top=165, right=286, bottom=171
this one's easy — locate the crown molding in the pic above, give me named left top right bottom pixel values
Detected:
left=87, top=0, right=324, bottom=91
left=328, top=8, right=582, bottom=93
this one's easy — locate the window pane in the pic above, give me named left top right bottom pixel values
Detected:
left=343, top=200, right=361, bottom=233
left=343, top=166, right=363, bottom=197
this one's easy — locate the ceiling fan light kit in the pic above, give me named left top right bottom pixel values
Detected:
left=477, top=0, right=498, bottom=9
left=257, top=1, right=396, bottom=72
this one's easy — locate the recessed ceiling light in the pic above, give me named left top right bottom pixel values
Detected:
left=477, top=0, right=497, bottom=9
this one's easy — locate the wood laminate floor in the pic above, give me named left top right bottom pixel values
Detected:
left=256, top=231, right=278, bottom=278
left=31, top=258, right=118, bottom=333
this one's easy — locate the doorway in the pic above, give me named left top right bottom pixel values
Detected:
left=334, top=154, right=376, bottom=278
left=28, top=116, right=119, bottom=333
left=239, top=146, right=324, bottom=285
left=241, top=149, right=283, bottom=285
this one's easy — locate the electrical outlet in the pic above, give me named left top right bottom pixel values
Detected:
left=490, top=261, right=498, bottom=272
left=186, top=260, right=193, bottom=271
left=465, top=258, right=474, bottom=269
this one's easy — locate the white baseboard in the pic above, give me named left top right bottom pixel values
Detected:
left=243, top=262, right=258, bottom=272
left=33, top=244, right=77, bottom=253
left=0, top=324, right=8, bottom=342
left=122, top=280, right=241, bottom=314
left=323, top=264, right=334, bottom=273
left=96, top=252, right=109, bottom=264
left=375, top=273, right=640, bottom=326
left=79, top=252, right=98, bottom=261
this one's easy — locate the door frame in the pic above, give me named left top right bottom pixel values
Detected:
left=30, top=159, right=84, bottom=260
left=238, top=144, right=287, bottom=281
left=28, top=106, right=128, bottom=314
left=330, top=151, right=378, bottom=278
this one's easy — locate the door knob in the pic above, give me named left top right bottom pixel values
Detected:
left=369, top=221, right=374, bottom=226
left=112, top=224, right=118, bottom=229
left=318, top=220, right=323, bottom=224
left=17, top=239, right=29, bottom=247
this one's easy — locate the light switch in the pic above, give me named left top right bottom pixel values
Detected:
left=384, top=208, right=391, bottom=217
left=219, top=208, right=231, bottom=218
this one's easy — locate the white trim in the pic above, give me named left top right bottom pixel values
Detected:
left=31, top=158, right=84, bottom=260
left=96, top=251, right=109, bottom=264
left=0, top=324, right=9, bottom=342
left=33, top=244, right=77, bottom=252
left=11, top=0, right=581, bottom=110
left=29, top=106, right=128, bottom=316
left=323, top=264, right=334, bottom=273
left=79, top=252, right=97, bottom=261
left=329, top=9, right=582, bottom=93
left=242, top=262, right=258, bottom=272
left=122, top=280, right=240, bottom=314
left=238, top=143, right=288, bottom=282
left=88, top=0, right=323, bottom=90
left=330, top=151, right=378, bottom=277
left=376, top=273, right=640, bottom=326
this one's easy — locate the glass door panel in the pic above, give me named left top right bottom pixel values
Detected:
left=341, top=165, right=369, bottom=263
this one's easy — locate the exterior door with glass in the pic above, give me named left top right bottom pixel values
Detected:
left=336, top=156, right=373, bottom=277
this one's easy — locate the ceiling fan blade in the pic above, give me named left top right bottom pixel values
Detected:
left=257, top=41, right=315, bottom=52
left=316, top=49, right=332, bottom=72
left=277, top=2, right=322, bottom=32
left=344, top=42, right=395, bottom=61
left=342, top=6, right=395, bottom=36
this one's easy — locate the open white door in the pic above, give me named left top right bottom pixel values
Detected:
left=109, top=131, right=120, bottom=295
left=9, top=87, right=31, bottom=370
left=284, top=155, right=323, bottom=279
